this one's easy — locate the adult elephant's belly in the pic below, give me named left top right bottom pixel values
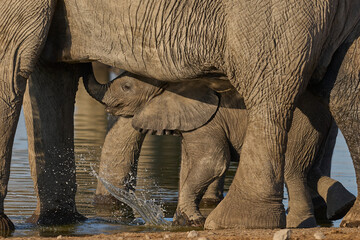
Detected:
left=43, top=0, right=226, bottom=82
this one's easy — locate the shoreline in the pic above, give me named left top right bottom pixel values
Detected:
left=6, top=227, right=360, bottom=240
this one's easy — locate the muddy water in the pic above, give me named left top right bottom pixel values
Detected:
left=5, top=82, right=357, bottom=237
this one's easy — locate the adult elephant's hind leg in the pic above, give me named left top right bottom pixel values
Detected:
left=23, top=61, right=86, bottom=225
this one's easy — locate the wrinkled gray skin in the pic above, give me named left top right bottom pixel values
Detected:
left=94, top=116, right=144, bottom=220
left=84, top=71, right=355, bottom=228
left=1, top=0, right=360, bottom=232
left=326, top=29, right=360, bottom=228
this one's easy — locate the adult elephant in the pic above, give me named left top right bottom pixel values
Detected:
left=85, top=70, right=355, bottom=228
left=0, top=0, right=360, bottom=231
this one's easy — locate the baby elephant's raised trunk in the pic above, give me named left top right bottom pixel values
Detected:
left=82, top=63, right=112, bottom=105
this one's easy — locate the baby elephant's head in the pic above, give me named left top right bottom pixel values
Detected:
left=83, top=66, right=165, bottom=117
left=83, top=63, right=220, bottom=135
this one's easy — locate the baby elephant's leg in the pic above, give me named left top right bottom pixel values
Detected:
left=174, top=129, right=230, bottom=227
left=94, top=116, right=145, bottom=220
left=201, top=176, right=225, bottom=206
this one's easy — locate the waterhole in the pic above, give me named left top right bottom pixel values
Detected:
left=5, top=81, right=357, bottom=237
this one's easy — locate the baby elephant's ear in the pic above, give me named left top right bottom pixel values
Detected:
left=132, top=82, right=219, bottom=135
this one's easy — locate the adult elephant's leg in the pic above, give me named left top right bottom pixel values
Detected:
left=285, top=178, right=315, bottom=228
left=94, top=116, right=145, bottom=218
left=328, top=32, right=360, bottom=227
left=174, top=128, right=229, bottom=227
left=284, top=108, right=318, bottom=228
left=0, top=66, right=24, bottom=231
left=0, top=0, right=56, bottom=231
left=0, top=70, right=24, bottom=232
left=204, top=57, right=312, bottom=229
left=23, top=60, right=86, bottom=225
left=204, top=1, right=325, bottom=229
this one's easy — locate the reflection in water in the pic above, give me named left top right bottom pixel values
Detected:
left=5, top=77, right=357, bottom=236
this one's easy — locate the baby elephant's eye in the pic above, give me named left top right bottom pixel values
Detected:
left=122, top=83, right=132, bottom=92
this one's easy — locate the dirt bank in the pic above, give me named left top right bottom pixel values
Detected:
left=7, top=227, right=360, bottom=240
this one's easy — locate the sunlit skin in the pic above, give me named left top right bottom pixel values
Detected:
left=84, top=70, right=355, bottom=228
left=0, top=0, right=359, bottom=232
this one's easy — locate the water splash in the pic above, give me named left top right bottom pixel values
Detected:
left=90, top=166, right=170, bottom=226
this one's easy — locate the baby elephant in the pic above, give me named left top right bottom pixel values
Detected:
left=83, top=66, right=355, bottom=228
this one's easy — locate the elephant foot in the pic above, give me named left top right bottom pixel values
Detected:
left=286, top=211, right=317, bottom=228
left=326, top=182, right=356, bottom=220
left=26, top=208, right=87, bottom=226
left=204, top=190, right=286, bottom=229
left=173, top=210, right=205, bottom=227
left=0, top=213, right=15, bottom=236
left=340, top=199, right=360, bottom=227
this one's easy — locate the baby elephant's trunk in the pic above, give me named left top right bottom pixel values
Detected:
left=82, top=63, right=112, bottom=105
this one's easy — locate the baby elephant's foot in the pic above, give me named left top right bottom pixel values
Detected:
left=173, top=210, right=205, bottom=227
left=326, top=182, right=356, bottom=220
left=0, top=213, right=15, bottom=236
left=199, top=197, right=222, bottom=207
left=341, top=199, right=360, bottom=227
left=94, top=194, right=135, bottom=222
left=27, top=208, right=87, bottom=226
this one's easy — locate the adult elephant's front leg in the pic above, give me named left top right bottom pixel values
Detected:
left=0, top=0, right=56, bottom=232
left=0, top=69, right=24, bottom=233
left=23, top=60, right=86, bottom=225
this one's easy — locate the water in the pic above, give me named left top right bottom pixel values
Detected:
left=91, top=167, right=169, bottom=226
left=5, top=82, right=357, bottom=237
